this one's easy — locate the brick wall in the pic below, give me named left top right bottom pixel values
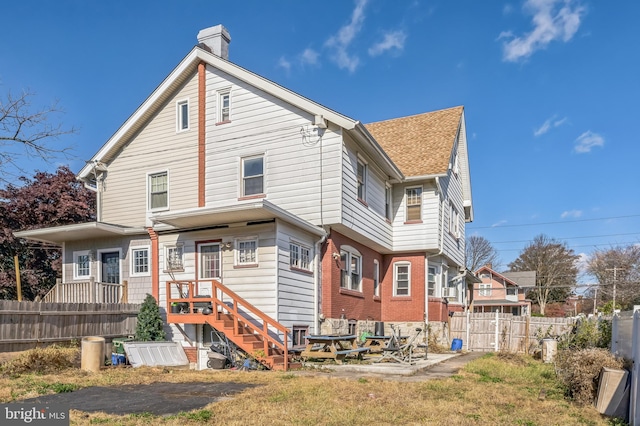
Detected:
left=380, top=253, right=426, bottom=322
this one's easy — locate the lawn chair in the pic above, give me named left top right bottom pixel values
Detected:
left=375, top=325, right=423, bottom=365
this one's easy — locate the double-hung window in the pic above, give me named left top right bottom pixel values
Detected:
left=449, top=202, right=460, bottom=238
left=177, top=100, right=189, bottom=131
left=199, top=243, right=221, bottom=279
left=406, top=187, right=422, bottom=221
left=165, top=245, right=184, bottom=271
left=357, top=159, right=367, bottom=201
left=373, top=259, right=380, bottom=297
left=385, top=185, right=392, bottom=220
left=149, top=171, right=168, bottom=211
left=242, top=155, right=264, bottom=196
left=394, top=262, right=411, bottom=296
left=236, top=238, right=258, bottom=266
left=479, top=283, right=491, bottom=297
left=427, top=266, right=436, bottom=296
left=218, top=89, right=231, bottom=123
left=290, top=242, right=311, bottom=271
left=131, top=247, right=150, bottom=276
left=340, top=248, right=362, bottom=292
left=74, top=250, right=91, bottom=279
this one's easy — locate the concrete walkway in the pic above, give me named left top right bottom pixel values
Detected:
left=294, top=351, right=486, bottom=382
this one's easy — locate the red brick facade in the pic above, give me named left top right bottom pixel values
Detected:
left=321, top=230, right=455, bottom=323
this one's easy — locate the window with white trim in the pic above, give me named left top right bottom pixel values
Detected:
left=406, top=187, right=422, bottom=221
left=165, top=244, right=184, bottom=271
left=357, top=158, right=367, bottom=201
left=198, top=243, right=221, bottom=279
left=149, top=171, right=168, bottom=211
left=479, top=283, right=491, bottom=297
left=373, top=259, right=380, bottom=297
left=340, top=248, right=362, bottom=292
left=394, top=262, right=411, bottom=296
left=242, top=155, right=264, bottom=196
left=449, top=202, right=460, bottom=238
left=73, top=250, right=91, bottom=279
left=131, top=247, right=150, bottom=276
left=428, top=266, right=436, bottom=296
left=236, top=238, right=257, bottom=265
left=218, top=89, right=231, bottom=122
left=177, top=100, right=189, bottom=131
left=290, top=242, right=311, bottom=271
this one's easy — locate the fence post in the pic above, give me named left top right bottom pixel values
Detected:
left=122, top=280, right=128, bottom=303
left=55, top=278, right=61, bottom=303
left=495, top=311, right=500, bottom=352
left=630, top=311, right=640, bottom=425
left=611, top=313, right=619, bottom=354
left=525, top=315, right=530, bottom=355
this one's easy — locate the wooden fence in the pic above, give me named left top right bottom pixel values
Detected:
left=449, top=312, right=575, bottom=353
left=0, top=300, right=140, bottom=352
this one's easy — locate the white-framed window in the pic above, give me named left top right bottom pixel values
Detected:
left=428, top=266, right=436, bottom=296
left=165, top=244, right=184, bottom=272
left=385, top=185, right=392, bottom=221
left=130, top=246, right=150, bottom=277
left=289, top=242, right=311, bottom=271
left=176, top=99, right=189, bottom=131
left=198, top=243, right=221, bottom=279
left=406, top=186, right=422, bottom=221
left=148, top=171, right=168, bottom=211
left=394, top=262, right=411, bottom=296
left=357, top=158, right=367, bottom=201
left=73, top=250, right=91, bottom=279
left=236, top=238, right=258, bottom=266
left=373, top=259, right=380, bottom=297
left=242, top=155, right=264, bottom=196
left=479, top=283, right=491, bottom=297
left=449, top=202, right=460, bottom=238
left=218, top=89, right=231, bottom=123
left=340, top=247, right=362, bottom=292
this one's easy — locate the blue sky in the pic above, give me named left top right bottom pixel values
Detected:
left=1, top=0, right=638, bottom=280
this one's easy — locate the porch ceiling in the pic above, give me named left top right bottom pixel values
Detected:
left=151, top=200, right=326, bottom=237
left=13, top=222, right=147, bottom=245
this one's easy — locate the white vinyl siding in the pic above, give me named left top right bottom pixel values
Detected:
left=100, top=73, right=199, bottom=226
left=203, top=65, right=343, bottom=226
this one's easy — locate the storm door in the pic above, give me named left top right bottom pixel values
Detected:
left=101, top=252, right=120, bottom=284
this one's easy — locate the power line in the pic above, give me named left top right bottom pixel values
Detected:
left=468, top=214, right=640, bottom=230
left=491, top=232, right=640, bottom=245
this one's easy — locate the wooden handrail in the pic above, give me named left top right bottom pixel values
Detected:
left=166, top=279, right=289, bottom=371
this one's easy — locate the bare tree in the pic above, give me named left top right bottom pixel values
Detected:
left=0, top=89, right=75, bottom=182
left=509, top=234, right=579, bottom=315
left=466, top=235, right=500, bottom=272
left=586, top=245, right=640, bottom=310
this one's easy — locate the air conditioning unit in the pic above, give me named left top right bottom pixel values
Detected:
left=442, top=288, right=458, bottom=298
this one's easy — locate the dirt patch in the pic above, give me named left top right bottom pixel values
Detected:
left=17, top=382, right=258, bottom=416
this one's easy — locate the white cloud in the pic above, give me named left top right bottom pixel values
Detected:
left=534, top=114, right=568, bottom=136
left=277, top=56, right=291, bottom=72
left=561, top=210, right=583, bottom=219
left=499, top=0, right=586, bottom=62
left=491, top=220, right=508, bottom=227
left=503, top=4, right=514, bottom=15
left=325, top=0, right=369, bottom=73
left=368, top=30, right=407, bottom=56
left=574, top=130, right=604, bottom=153
left=300, top=48, right=319, bottom=66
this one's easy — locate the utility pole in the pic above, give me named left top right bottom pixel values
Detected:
left=593, top=287, right=597, bottom=315
left=606, top=266, right=623, bottom=313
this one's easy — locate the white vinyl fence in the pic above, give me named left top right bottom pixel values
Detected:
left=611, top=311, right=640, bottom=425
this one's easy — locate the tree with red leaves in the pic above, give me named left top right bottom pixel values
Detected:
left=0, top=166, right=95, bottom=300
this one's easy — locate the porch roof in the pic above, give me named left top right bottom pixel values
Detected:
left=472, top=299, right=528, bottom=307
left=13, top=222, right=147, bottom=245
left=151, top=199, right=326, bottom=237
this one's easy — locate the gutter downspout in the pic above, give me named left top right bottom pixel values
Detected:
left=314, top=229, right=328, bottom=334
left=147, top=227, right=160, bottom=302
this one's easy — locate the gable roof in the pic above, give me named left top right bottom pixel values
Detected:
left=502, top=271, right=537, bottom=288
left=78, top=46, right=403, bottom=181
left=364, top=106, right=463, bottom=177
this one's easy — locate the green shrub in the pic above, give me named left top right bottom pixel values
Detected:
left=557, top=317, right=611, bottom=350
left=135, top=294, right=166, bottom=341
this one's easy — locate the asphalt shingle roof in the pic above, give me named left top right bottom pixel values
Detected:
left=365, top=106, right=463, bottom=177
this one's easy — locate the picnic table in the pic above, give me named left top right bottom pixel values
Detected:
left=362, top=335, right=408, bottom=354
left=300, top=334, right=369, bottom=364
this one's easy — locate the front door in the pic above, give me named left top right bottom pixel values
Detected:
left=101, top=252, right=120, bottom=283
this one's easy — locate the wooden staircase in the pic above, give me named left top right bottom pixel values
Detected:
left=165, top=280, right=296, bottom=371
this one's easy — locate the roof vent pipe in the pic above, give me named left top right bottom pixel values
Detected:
left=197, top=24, right=231, bottom=60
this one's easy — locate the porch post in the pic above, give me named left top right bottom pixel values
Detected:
left=90, top=276, right=97, bottom=303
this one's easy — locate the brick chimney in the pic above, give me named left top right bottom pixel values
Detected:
left=197, top=24, right=231, bottom=60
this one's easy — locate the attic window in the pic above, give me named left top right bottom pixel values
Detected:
left=177, top=100, right=189, bottom=131
left=217, top=89, right=231, bottom=123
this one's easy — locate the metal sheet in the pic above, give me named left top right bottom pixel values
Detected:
left=123, top=341, right=189, bottom=368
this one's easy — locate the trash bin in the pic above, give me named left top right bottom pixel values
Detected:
left=451, top=338, right=463, bottom=351
left=81, top=336, right=105, bottom=372
left=207, top=351, right=227, bottom=369
left=374, top=322, right=385, bottom=336
left=112, top=336, right=134, bottom=354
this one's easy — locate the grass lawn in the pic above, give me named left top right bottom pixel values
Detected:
left=0, top=349, right=621, bottom=425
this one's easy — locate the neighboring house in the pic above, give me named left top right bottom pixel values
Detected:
left=15, top=25, right=475, bottom=369
left=471, top=266, right=533, bottom=316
